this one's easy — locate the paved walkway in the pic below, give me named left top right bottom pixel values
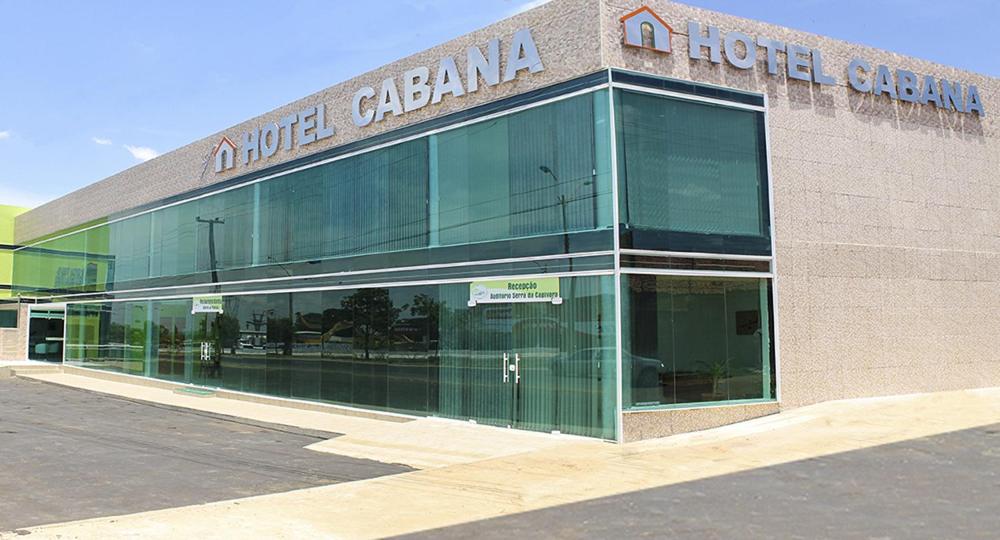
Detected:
left=16, top=371, right=579, bottom=469
left=4, top=369, right=1000, bottom=539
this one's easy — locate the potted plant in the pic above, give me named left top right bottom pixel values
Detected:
left=700, top=358, right=729, bottom=401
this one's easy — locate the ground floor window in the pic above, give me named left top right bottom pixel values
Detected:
left=64, top=275, right=618, bottom=439
left=622, top=274, right=774, bottom=408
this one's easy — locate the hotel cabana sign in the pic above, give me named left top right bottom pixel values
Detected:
left=468, top=277, right=561, bottom=307
left=212, top=28, right=544, bottom=175
left=351, top=28, right=545, bottom=128
left=621, top=6, right=985, bottom=116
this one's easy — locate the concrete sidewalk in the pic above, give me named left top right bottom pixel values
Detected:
left=4, top=368, right=999, bottom=539
left=15, top=370, right=584, bottom=469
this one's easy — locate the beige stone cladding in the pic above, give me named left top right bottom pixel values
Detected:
left=602, top=0, right=1000, bottom=407
left=14, top=0, right=606, bottom=243
left=0, top=303, right=30, bottom=359
left=622, top=402, right=780, bottom=442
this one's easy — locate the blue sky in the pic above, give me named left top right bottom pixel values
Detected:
left=0, top=0, right=996, bottom=208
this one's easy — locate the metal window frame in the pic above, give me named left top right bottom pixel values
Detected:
left=36, top=249, right=616, bottom=301
left=46, top=269, right=616, bottom=306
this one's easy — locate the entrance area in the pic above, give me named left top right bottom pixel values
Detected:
left=27, top=308, right=65, bottom=362
left=63, top=275, right=618, bottom=439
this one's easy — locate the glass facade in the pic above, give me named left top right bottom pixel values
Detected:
left=13, top=91, right=613, bottom=295
left=20, top=71, right=777, bottom=440
left=65, top=276, right=617, bottom=439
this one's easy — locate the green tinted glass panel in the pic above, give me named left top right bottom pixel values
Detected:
left=622, top=274, right=774, bottom=408
left=615, top=89, right=769, bottom=249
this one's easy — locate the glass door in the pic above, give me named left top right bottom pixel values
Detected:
left=156, top=302, right=190, bottom=383
left=438, top=276, right=616, bottom=438
left=192, top=312, right=223, bottom=387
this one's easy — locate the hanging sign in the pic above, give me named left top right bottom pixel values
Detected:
left=191, top=295, right=224, bottom=314
left=468, top=277, right=561, bottom=307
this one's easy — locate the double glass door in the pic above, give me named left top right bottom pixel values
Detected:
left=439, top=281, right=614, bottom=438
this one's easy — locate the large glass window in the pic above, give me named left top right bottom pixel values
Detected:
left=64, top=274, right=617, bottom=439
left=433, top=93, right=610, bottom=246
left=15, top=91, right=612, bottom=295
left=615, top=89, right=770, bottom=255
left=622, top=274, right=774, bottom=408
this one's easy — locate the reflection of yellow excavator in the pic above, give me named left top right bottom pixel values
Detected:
left=320, top=320, right=354, bottom=348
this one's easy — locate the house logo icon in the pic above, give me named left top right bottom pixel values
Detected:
left=621, top=6, right=673, bottom=53
left=212, top=135, right=237, bottom=173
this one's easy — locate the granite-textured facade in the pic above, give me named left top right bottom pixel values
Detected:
left=0, top=304, right=30, bottom=359
left=600, top=0, right=998, bottom=408
left=14, top=0, right=1000, bottom=419
left=622, top=402, right=780, bottom=442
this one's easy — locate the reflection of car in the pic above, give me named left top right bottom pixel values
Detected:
left=557, top=347, right=666, bottom=389
left=238, top=330, right=266, bottom=350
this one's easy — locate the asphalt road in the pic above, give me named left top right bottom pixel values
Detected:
left=0, top=378, right=411, bottom=532
left=401, top=423, right=1000, bottom=539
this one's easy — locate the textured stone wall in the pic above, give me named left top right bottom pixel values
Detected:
left=602, top=0, right=1000, bottom=408
left=0, top=304, right=30, bottom=359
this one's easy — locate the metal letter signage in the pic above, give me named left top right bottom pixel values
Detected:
left=623, top=7, right=985, bottom=117
left=212, top=28, right=545, bottom=175
left=352, top=28, right=544, bottom=128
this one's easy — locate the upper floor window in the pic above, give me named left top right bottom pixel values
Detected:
left=614, top=89, right=771, bottom=255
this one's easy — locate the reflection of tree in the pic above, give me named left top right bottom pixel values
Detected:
left=410, top=293, right=440, bottom=349
left=341, top=288, right=399, bottom=361
left=266, top=314, right=293, bottom=356
left=217, top=313, right=240, bottom=354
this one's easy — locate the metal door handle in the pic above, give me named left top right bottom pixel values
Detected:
left=515, top=353, right=521, bottom=383
left=502, top=352, right=510, bottom=383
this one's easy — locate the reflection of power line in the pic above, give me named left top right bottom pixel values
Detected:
left=195, top=216, right=224, bottom=285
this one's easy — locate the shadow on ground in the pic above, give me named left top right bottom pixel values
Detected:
left=0, top=378, right=411, bottom=532
left=398, top=423, right=1000, bottom=539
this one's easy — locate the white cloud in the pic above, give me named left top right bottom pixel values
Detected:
left=0, top=131, right=10, bottom=140
left=509, top=0, right=550, bottom=16
left=124, top=144, right=159, bottom=162
left=92, top=137, right=112, bottom=145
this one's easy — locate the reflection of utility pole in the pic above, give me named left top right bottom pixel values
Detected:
left=267, top=256, right=295, bottom=356
left=539, top=166, right=569, bottom=258
left=539, top=166, right=597, bottom=431
left=539, top=166, right=592, bottom=271
left=196, top=216, right=225, bottom=284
